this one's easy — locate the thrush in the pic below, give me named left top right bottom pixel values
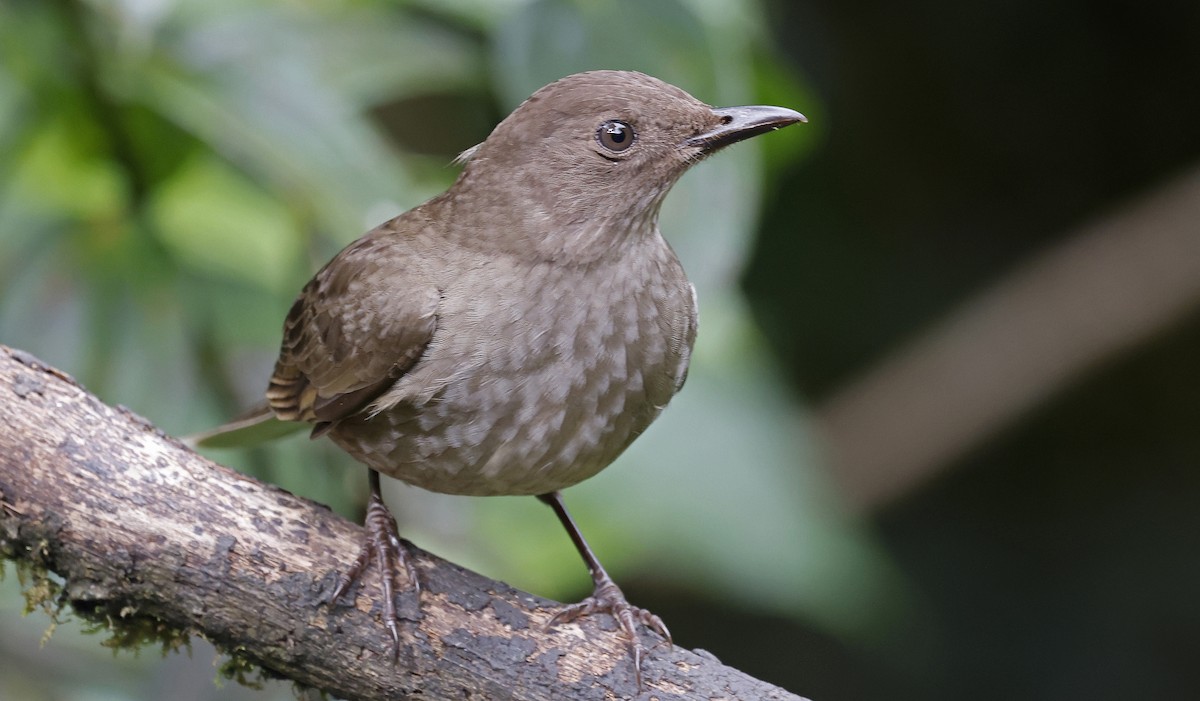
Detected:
left=195, top=70, right=803, bottom=687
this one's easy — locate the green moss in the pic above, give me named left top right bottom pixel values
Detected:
left=2, top=549, right=280, bottom=694
left=2, top=523, right=305, bottom=695
left=216, top=646, right=270, bottom=689
left=16, top=549, right=62, bottom=616
left=93, top=605, right=192, bottom=657
left=0, top=545, right=66, bottom=650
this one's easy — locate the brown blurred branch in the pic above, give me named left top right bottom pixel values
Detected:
left=0, top=345, right=807, bottom=701
left=819, top=165, right=1200, bottom=509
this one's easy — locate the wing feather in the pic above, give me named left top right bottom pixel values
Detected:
left=267, top=232, right=438, bottom=432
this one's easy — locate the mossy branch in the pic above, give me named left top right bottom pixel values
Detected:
left=0, top=345, right=807, bottom=701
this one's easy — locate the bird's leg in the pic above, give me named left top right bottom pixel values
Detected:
left=329, top=469, right=419, bottom=659
left=538, top=491, right=671, bottom=689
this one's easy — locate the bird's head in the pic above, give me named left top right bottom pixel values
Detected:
left=449, top=70, right=805, bottom=259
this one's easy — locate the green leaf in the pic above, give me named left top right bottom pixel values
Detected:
left=9, top=115, right=126, bottom=220
left=149, top=154, right=300, bottom=293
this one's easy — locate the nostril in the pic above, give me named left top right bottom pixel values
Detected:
left=719, top=115, right=733, bottom=125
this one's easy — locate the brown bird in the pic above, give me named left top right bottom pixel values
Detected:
left=195, top=70, right=803, bottom=686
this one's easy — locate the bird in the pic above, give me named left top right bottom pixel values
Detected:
left=191, top=69, right=804, bottom=687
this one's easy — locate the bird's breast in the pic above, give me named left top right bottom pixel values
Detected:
left=330, top=238, right=696, bottom=496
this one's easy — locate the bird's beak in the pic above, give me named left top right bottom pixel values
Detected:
left=684, top=105, right=807, bottom=150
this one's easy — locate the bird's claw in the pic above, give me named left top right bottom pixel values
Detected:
left=548, top=576, right=671, bottom=690
left=327, top=487, right=418, bottom=660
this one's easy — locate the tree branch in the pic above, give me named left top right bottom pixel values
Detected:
left=0, top=345, right=807, bottom=701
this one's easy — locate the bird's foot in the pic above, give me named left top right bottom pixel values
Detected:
left=549, top=573, right=671, bottom=689
left=328, top=481, right=419, bottom=660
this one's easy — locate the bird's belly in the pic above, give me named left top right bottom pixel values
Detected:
left=331, top=354, right=669, bottom=496
left=329, top=270, right=691, bottom=496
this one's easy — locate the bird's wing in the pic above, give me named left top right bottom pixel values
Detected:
left=266, top=232, right=439, bottom=436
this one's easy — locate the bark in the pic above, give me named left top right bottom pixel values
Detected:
left=0, top=345, right=808, bottom=701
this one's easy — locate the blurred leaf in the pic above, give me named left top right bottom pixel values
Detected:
left=492, top=0, right=716, bottom=107
left=410, top=0, right=531, bottom=30
left=150, top=154, right=300, bottom=293
left=11, top=115, right=126, bottom=220
left=0, top=62, right=29, bottom=165
left=751, top=48, right=822, bottom=175
left=313, top=11, right=484, bottom=105
left=134, top=2, right=479, bottom=242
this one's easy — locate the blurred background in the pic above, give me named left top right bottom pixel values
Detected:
left=2, top=0, right=1199, bottom=699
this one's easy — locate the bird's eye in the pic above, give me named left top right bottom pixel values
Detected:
left=596, top=120, right=635, bottom=152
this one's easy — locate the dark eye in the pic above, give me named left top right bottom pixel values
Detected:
left=597, top=120, right=635, bottom=152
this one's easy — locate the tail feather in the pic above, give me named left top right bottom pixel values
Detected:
left=182, top=402, right=305, bottom=449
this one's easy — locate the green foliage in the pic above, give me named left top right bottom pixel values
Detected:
left=149, top=153, right=299, bottom=294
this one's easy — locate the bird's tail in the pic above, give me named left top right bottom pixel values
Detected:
left=182, top=402, right=306, bottom=450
